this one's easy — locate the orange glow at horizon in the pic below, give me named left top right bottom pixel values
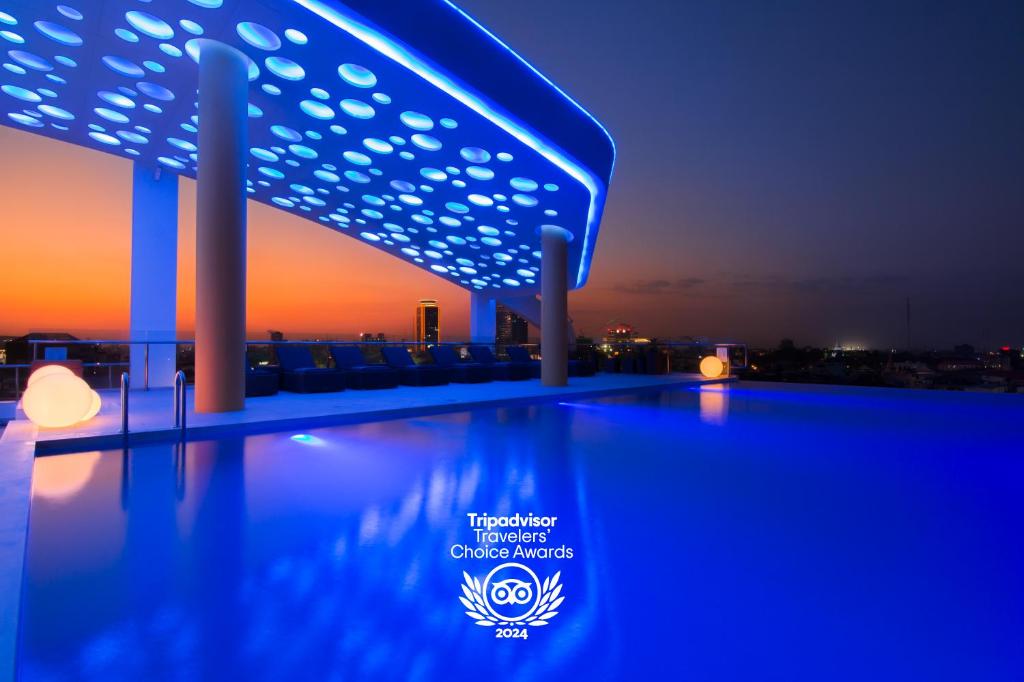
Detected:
left=1, top=127, right=473, bottom=340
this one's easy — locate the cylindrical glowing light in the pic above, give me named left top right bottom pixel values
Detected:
left=699, top=355, right=726, bottom=379
left=21, top=368, right=102, bottom=428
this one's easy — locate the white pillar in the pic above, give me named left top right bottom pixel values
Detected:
left=469, top=293, right=496, bottom=344
left=129, top=164, right=178, bottom=388
left=195, top=40, right=248, bottom=413
left=541, top=226, right=571, bottom=386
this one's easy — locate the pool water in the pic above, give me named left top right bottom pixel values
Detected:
left=17, top=383, right=1024, bottom=681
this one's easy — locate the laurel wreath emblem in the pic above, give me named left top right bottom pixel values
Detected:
left=460, top=570, right=564, bottom=627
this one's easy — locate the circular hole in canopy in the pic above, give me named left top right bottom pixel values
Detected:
left=265, top=56, right=304, bottom=81
left=125, top=11, right=174, bottom=40
left=338, top=63, right=377, bottom=88
left=237, top=22, right=280, bottom=51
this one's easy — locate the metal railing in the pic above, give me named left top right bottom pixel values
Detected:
left=0, top=338, right=748, bottom=401
left=0, top=361, right=130, bottom=400
left=28, top=339, right=168, bottom=390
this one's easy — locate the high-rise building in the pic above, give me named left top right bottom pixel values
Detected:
left=496, top=303, right=528, bottom=346
left=416, top=299, right=440, bottom=345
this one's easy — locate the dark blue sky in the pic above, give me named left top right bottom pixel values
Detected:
left=460, top=0, right=1024, bottom=347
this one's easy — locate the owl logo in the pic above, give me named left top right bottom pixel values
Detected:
left=460, top=562, right=564, bottom=628
left=490, top=577, right=534, bottom=606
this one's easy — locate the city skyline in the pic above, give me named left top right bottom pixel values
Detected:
left=496, top=303, right=529, bottom=347
left=2, top=0, right=1022, bottom=349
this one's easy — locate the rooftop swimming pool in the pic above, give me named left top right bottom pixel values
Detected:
left=17, top=383, right=1024, bottom=680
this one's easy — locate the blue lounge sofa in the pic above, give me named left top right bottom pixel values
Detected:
left=245, top=365, right=280, bottom=397
left=467, top=346, right=532, bottom=381
left=505, top=346, right=542, bottom=379
left=380, top=347, right=450, bottom=386
left=506, top=346, right=596, bottom=378
left=569, top=354, right=597, bottom=377
left=275, top=345, right=346, bottom=393
left=429, top=346, right=493, bottom=383
left=329, top=345, right=401, bottom=389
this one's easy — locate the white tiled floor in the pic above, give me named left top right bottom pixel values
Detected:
left=30, top=373, right=730, bottom=452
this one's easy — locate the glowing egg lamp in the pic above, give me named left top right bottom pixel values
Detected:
left=26, top=364, right=73, bottom=387
left=20, top=367, right=101, bottom=428
left=82, top=390, right=102, bottom=421
left=699, top=355, right=726, bottom=379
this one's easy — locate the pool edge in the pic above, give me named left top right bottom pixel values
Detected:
left=0, top=421, right=37, bottom=682
left=34, top=376, right=736, bottom=455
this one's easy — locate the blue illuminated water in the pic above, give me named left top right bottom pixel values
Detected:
left=17, top=384, right=1024, bottom=680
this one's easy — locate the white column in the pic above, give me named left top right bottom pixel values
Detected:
left=195, top=40, right=248, bottom=413
left=469, top=293, right=496, bottom=344
left=129, top=164, right=178, bottom=388
left=541, top=226, right=571, bottom=386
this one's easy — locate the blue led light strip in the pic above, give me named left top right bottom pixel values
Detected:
left=439, top=0, right=617, bottom=287
left=291, top=0, right=610, bottom=287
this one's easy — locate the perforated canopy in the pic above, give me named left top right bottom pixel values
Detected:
left=0, top=0, right=614, bottom=293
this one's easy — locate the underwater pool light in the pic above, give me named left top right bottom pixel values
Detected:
left=290, top=433, right=326, bottom=445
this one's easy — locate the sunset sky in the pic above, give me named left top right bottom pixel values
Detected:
left=2, top=0, right=1022, bottom=348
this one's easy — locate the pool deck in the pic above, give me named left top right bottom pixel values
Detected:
left=28, top=372, right=730, bottom=453
left=0, top=421, right=35, bottom=681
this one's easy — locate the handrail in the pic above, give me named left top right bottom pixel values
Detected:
left=0, top=362, right=130, bottom=400
left=0, top=362, right=131, bottom=368
left=23, top=339, right=510, bottom=346
left=120, top=372, right=129, bottom=436
left=1, top=340, right=749, bottom=400
left=173, top=370, right=187, bottom=437
left=23, top=338, right=745, bottom=348
left=7, top=339, right=749, bottom=387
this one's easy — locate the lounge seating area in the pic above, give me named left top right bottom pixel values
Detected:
left=245, top=366, right=281, bottom=397
left=569, top=356, right=598, bottom=378
left=241, top=344, right=598, bottom=395
left=275, top=345, right=347, bottom=393
left=505, top=346, right=543, bottom=379
left=429, top=346, right=492, bottom=384
left=329, top=346, right=401, bottom=390
left=380, top=347, right=450, bottom=387
left=468, top=346, right=533, bottom=381
left=504, top=345, right=597, bottom=378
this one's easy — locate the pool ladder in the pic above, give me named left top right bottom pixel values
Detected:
left=120, top=372, right=129, bottom=436
left=119, top=371, right=186, bottom=442
left=173, top=370, right=187, bottom=439
left=173, top=371, right=188, bottom=499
